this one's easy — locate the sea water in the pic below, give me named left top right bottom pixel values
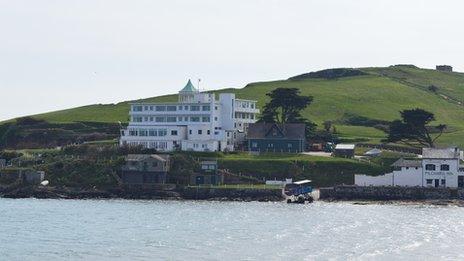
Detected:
left=1, top=198, right=463, bottom=260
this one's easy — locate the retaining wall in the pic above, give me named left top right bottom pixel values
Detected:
left=320, top=186, right=464, bottom=200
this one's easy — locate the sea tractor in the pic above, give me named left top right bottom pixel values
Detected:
left=283, top=179, right=314, bottom=204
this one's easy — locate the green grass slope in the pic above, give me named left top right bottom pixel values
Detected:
left=8, top=65, right=464, bottom=147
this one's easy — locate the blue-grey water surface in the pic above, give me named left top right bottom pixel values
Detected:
left=1, top=198, right=464, bottom=260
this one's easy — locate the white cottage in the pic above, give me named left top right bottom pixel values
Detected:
left=355, top=147, right=464, bottom=188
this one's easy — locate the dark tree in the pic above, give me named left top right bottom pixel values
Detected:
left=259, top=88, right=313, bottom=124
left=386, top=108, right=446, bottom=147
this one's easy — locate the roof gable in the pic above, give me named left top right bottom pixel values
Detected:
left=247, top=123, right=306, bottom=140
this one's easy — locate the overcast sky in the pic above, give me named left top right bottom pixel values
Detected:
left=1, top=0, right=463, bottom=121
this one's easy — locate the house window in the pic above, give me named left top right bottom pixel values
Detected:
left=268, top=143, right=274, bottom=148
left=425, top=164, right=436, bottom=171
left=171, top=130, right=178, bottom=136
left=440, top=164, right=450, bottom=171
left=202, top=144, right=207, bottom=148
left=198, top=130, right=203, bottom=135
left=288, top=143, right=293, bottom=148
left=426, top=179, right=433, bottom=185
left=441, top=179, right=446, bottom=185
left=152, top=162, right=158, bottom=167
left=252, top=142, right=258, bottom=148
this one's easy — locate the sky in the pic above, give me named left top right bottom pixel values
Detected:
left=1, top=0, right=463, bottom=121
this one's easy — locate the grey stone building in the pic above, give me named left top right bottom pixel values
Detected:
left=121, top=154, right=170, bottom=184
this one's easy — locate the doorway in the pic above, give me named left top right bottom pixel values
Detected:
left=434, top=179, right=440, bottom=188
left=459, top=176, right=464, bottom=188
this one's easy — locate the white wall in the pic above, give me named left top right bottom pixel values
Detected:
left=355, top=167, right=422, bottom=187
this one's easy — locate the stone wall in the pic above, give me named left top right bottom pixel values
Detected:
left=181, top=187, right=283, bottom=201
left=320, top=186, right=464, bottom=200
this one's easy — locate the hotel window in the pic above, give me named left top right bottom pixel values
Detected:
left=167, top=105, right=177, bottom=111
left=129, top=130, right=138, bottom=136
left=133, top=116, right=143, bottom=122
left=158, top=129, right=167, bottom=136
left=441, top=179, right=446, bottom=185
left=171, top=130, right=178, bottom=136
left=198, top=130, right=203, bottom=135
left=214, top=117, right=218, bottom=121
left=178, top=117, right=183, bottom=122
left=252, top=142, right=258, bottom=148
left=251, top=103, right=255, bottom=109
left=156, top=117, right=166, bottom=122
left=178, top=106, right=183, bottom=110
left=215, top=106, right=218, bottom=110
left=425, top=164, right=436, bottom=171
left=133, top=105, right=143, bottom=112
left=288, top=143, right=293, bottom=148
left=144, top=106, right=149, bottom=111
left=191, top=117, right=200, bottom=122
left=202, top=116, right=210, bottom=122
left=184, top=105, right=189, bottom=110
left=156, top=106, right=166, bottom=111
left=440, top=164, right=450, bottom=171
left=202, top=144, right=207, bottom=148
left=149, top=130, right=157, bottom=136
left=207, top=130, right=211, bottom=135
left=214, top=131, right=219, bottom=135
left=193, top=144, right=199, bottom=148
left=139, top=129, right=148, bottom=136
left=149, top=106, right=153, bottom=111
left=144, top=116, right=148, bottom=122
left=202, top=105, right=210, bottom=111
left=189, top=130, right=192, bottom=135
left=184, top=116, right=189, bottom=122
left=191, top=105, right=200, bottom=111
left=167, top=117, right=177, bottom=122
left=149, top=117, right=153, bottom=122
left=250, top=114, right=255, bottom=120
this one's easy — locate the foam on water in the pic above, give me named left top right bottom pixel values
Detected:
left=1, top=199, right=464, bottom=260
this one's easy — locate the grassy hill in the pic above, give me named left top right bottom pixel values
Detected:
left=4, top=65, right=464, bottom=148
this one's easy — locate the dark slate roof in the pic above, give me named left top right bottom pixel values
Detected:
left=125, top=154, right=169, bottom=162
left=391, top=158, right=422, bottom=168
left=247, top=123, right=306, bottom=140
left=422, top=147, right=460, bottom=159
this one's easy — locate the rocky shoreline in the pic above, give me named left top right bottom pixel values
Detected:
left=0, top=185, right=284, bottom=202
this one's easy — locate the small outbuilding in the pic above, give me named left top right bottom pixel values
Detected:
left=436, top=65, right=453, bottom=72
left=121, top=154, right=170, bottom=184
left=334, top=144, right=356, bottom=158
left=190, top=161, right=223, bottom=185
left=247, top=123, right=306, bottom=153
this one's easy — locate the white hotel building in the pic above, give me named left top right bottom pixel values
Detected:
left=119, top=80, right=259, bottom=152
left=355, top=147, right=464, bottom=188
